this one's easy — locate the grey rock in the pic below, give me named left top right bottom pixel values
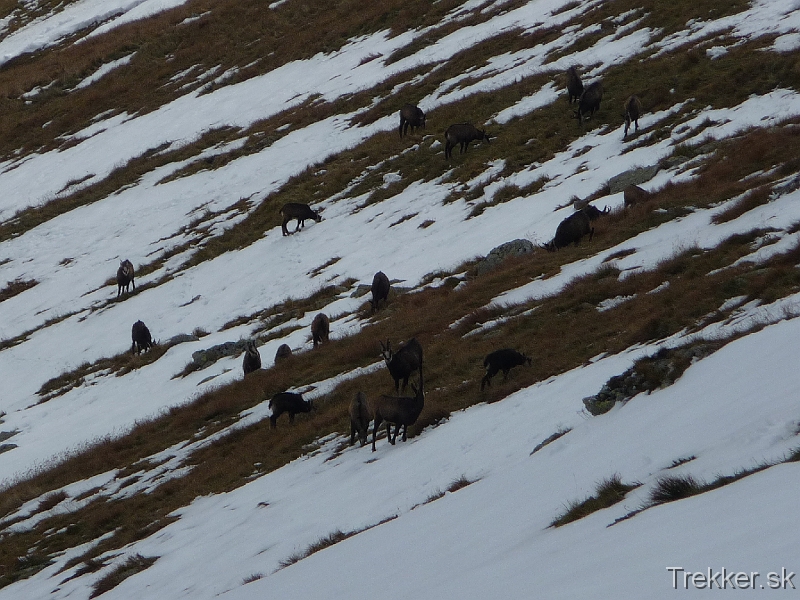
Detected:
left=475, top=239, right=535, bottom=275
left=607, top=165, right=660, bottom=194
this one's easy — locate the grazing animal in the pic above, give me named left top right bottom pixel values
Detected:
left=624, top=95, right=642, bottom=138
left=623, top=184, right=652, bottom=208
left=399, top=103, right=426, bottom=137
left=269, top=392, right=313, bottom=428
left=274, top=343, right=293, bottom=363
left=566, top=66, right=584, bottom=104
left=544, top=210, right=593, bottom=251
left=116, top=259, right=135, bottom=297
left=242, top=340, right=261, bottom=375
left=349, top=391, right=371, bottom=447
left=311, top=313, right=330, bottom=347
left=131, top=320, right=153, bottom=355
left=444, top=123, right=490, bottom=159
left=370, top=271, right=390, bottom=313
left=368, top=377, right=425, bottom=452
left=279, top=202, right=322, bottom=236
left=481, top=348, right=532, bottom=390
left=581, top=203, right=610, bottom=221
left=575, top=81, right=604, bottom=124
left=380, top=338, right=423, bottom=393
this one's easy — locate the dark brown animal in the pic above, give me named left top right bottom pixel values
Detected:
left=242, top=340, right=261, bottom=375
left=311, top=313, right=330, bottom=347
left=117, top=259, right=135, bottom=297
left=131, top=320, right=153, bottom=355
left=380, top=338, right=423, bottom=393
left=444, top=123, right=490, bottom=159
left=274, top=343, right=293, bottom=363
left=368, top=376, right=424, bottom=452
left=624, top=95, right=642, bottom=137
left=280, top=203, right=322, bottom=236
left=623, top=184, right=652, bottom=208
left=566, top=66, right=584, bottom=104
left=399, top=104, right=426, bottom=137
left=269, top=392, right=313, bottom=428
left=575, top=81, right=604, bottom=124
left=481, top=349, right=531, bottom=390
left=370, top=271, right=390, bottom=313
left=581, top=204, right=610, bottom=221
left=349, top=391, right=371, bottom=447
left=544, top=210, right=593, bottom=251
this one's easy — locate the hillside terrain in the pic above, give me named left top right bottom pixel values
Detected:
left=0, top=0, right=799, bottom=598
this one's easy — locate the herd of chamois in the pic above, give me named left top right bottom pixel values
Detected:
left=118, top=66, right=643, bottom=451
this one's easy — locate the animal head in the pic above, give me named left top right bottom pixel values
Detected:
left=380, top=339, right=393, bottom=363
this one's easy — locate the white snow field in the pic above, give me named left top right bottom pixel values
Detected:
left=0, top=0, right=799, bottom=598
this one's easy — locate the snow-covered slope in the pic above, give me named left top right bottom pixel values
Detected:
left=0, top=0, right=799, bottom=598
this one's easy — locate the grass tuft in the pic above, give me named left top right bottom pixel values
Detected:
left=551, top=475, right=638, bottom=527
left=648, top=474, right=703, bottom=505
left=90, top=554, right=157, bottom=598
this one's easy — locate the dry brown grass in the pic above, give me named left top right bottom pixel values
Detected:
left=0, top=278, right=37, bottom=302
left=2, top=0, right=800, bottom=588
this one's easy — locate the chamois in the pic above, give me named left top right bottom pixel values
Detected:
left=566, top=66, right=584, bottom=104
left=380, top=338, right=423, bottom=393
left=370, top=271, right=390, bottom=313
left=399, top=104, right=426, bottom=137
left=274, top=343, right=293, bottom=363
left=242, top=340, right=261, bottom=375
left=279, top=202, right=322, bottom=236
left=544, top=210, right=593, bottom=251
left=368, top=375, right=425, bottom=452
left=311, top=313, right=330, bottom=347
left=624, top=95, right=642, bottom=138
left=581, top=203, right=610, bottom=221
left=575, top=81, right=604, bottom=124
left=481, top=349, right=531, bottom=390
left=349, top=391, right=371, bottom=447
left=117, top=259, right=135, bottom=297
left=269, top=392, right=313, bottom=428
left=131, top=320, right=154, bottom=355
left=444, top=123, right=490, bottom=159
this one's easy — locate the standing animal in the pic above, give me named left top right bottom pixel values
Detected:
left=444, top=123, right=490, bottom=159
left=544, top=210, right=593, bottom=251
left=368, top=376, right=425, bottom=452
left=575, top=81, right=604, bottom=124
left=131, top=320, right=153, bottom=355
left=116, top=259, right=135, bottom=297
left=399, top=103, right=426, bottom=137
left=242, top=340, right=261, bottom=375
left=481, top=349, right=532, bottom=390
left=311, top=313, right=330, bottom=347
left=581, top=204, right=610, bottom=221
left=623, top=184, right=652, bottom=208
left=274, top=343, right=293, bottom=363
left=370, top=271, right=390, bottom=313
left=566, top=66, right=584, bottom=104
left=380, top=338, right=423, bottom=393
left=624, top=95, right=642, bottom=137
left=349, top=391, right=371, bottom=447
left=280, top=202, right=322, bottom=236
left=269, top=392, right=313, bottom=428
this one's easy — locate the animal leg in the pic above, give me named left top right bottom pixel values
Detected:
left=372, top=416, right=382, bottom=451
left=386, top=422, right=395, bottom=445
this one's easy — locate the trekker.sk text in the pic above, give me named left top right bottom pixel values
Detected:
left=667, top=567, right=796, bottom=590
